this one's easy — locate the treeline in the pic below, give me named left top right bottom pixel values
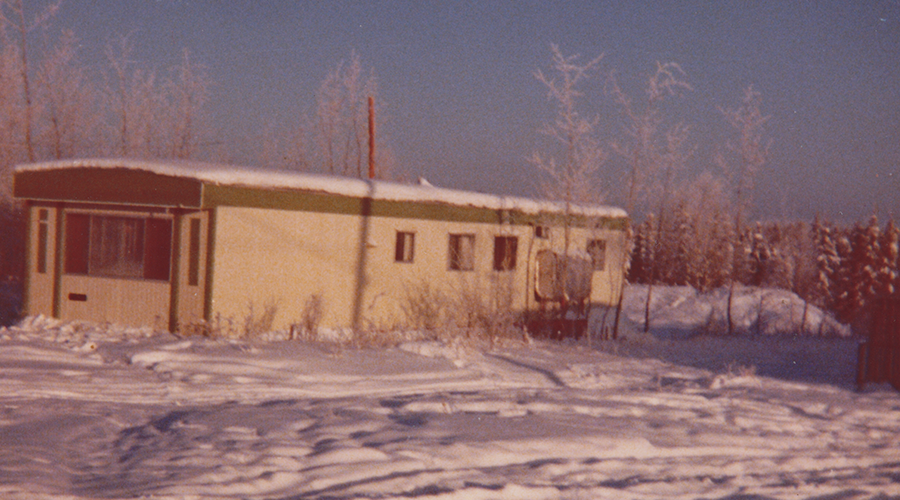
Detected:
left=629, top=210, right=900, bottom=331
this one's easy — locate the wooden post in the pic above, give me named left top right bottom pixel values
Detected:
left=368, top=96, right=376, bottom=179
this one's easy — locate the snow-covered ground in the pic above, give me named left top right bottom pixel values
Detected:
left=1, top=286, right=898, bottom=499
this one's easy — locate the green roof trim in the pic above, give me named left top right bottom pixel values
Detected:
left=203, top=184, right=626, bottom=228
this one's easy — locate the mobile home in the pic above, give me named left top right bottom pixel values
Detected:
left=14, top=159, right=628, bottom=336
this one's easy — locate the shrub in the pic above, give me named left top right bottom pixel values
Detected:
left=291, top=294, right=325, bottom=341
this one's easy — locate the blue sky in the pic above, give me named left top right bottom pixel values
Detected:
left=51, top=0, right=900, bottom=222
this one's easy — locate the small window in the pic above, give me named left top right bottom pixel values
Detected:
left=187, top=218, right=202, bottom=286
left=36, top=209, right=49, bottom=274
left=64, top=213, right=173, bottom=281
left=448, top=233, right=475, bottom=271
left=493, top=236, right=518, bottom=271
left=587, top=239, right=606, bottom=271
left=395, top=231, right=415, bottom=263
left=534, top=225, right=549, bottom=239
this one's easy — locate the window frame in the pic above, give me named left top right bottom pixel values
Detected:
left=63, top=211, right=174, bottom=282
left=36, top=208, right=49, bottom=274
left=448, top=233, right=476, bottom=271
left=493, top=235, right=518, bottom=271
left=394, top=231, right=415, bottom=263
left=587, top=239, right=607, bottom=271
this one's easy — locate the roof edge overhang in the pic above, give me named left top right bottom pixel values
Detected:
left=14, top=165, right=203, bottom=208
left=13, top=158, right=628, bottom=228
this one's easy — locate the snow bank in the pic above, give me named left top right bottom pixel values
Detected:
left=621, top=284, right=850, bottom=338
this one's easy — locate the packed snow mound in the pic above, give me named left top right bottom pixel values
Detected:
left=621, top=284, right=850, bottom=338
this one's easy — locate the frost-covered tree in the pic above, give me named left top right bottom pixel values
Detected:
left=105, top=35, right=162, bottom=157
left=36, top=29, right=99, bottom=159
left=609, top=62, right=692, bottom=215
left=531, top=45, right=604, bottom=208
left=717, top=85, right=770, bottom=334
left=0, top=0, right=60, bottom=162
left=857, top=215, right=882, bottom=306
left=628, top=215, right=656, bottom=284
left=812, top=216, right=841, bottom=313
left=315, top=51, right=380, bottom=177
left=609, top=62, right=691, bottom=331
left=531, top=44, right=606, bottom=319
left=164, top=49, right=210, bottom=159
left=876, top=219, right=899, bottom=298
left=748, top=222, right=770, bottom=287
left=105, top=37, right=212, bottom=160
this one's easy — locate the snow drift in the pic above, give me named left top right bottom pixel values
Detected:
left=619, top=284, right=850, bottom=339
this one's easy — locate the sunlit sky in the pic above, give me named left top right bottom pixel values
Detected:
left=51, top=0, right=900, bottom=222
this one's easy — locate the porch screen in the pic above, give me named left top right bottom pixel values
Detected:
left=64, top=213, right=173, bottom=281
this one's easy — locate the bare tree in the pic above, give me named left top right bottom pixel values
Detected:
left=532, top=45, right=604, bottom=209
left=608, top=62, right=692, bottom=332
left=105, top=35, right=142, bottom=156
left=0, top=33, right=24, bottom=201
left=609, top=62, right=692, bottom=215
left=530, top=44, right=606, bottom=340
left=36, top=29, right=98, bottom=159
left=105, top=37, right=213, bottom=160
left=164, top=49, right=210, bottom=159
left=0, top=0, right=60, bottom=162
left=675, top=171, right=734, bottom=292
left=314, top=51, right=379, bottom=177
left=718, top=85, right=771, bottom=334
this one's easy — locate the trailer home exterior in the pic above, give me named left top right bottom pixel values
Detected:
left=14, top=159, right=628, bottom=336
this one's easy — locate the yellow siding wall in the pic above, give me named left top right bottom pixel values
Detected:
left=210, top=207, right=364, bottom=330
left=589, top=229, right=628, bottom=306
left=59, top=276, right=170, bottom=328
left=24, top=204, right=58, bottom=317
left=209, top=206, right=627, bottom=332
left=172, top=211, right=209, bottom=329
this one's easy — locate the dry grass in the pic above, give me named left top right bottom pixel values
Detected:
left=179, top=302, right=279, bottom=339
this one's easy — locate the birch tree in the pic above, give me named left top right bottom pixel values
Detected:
left=36, top=29, right=98, bottom=159
left=608, top=62, right=691, bottom=332
left=530, top=44, right=605, bottom=318
left=0, top=0, right=59, bottom=162
left=164, top=49, right=210, bottom=159
left=0, top=33, right=23, bottom=201
left=315, top=51, right=379, bottom=177
left=718, top=85, right=770, bottom=334
left=105, top=35, right=160, bottom=157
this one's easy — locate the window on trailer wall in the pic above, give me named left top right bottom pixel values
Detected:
left=64, top=213, right=90, bottom=274
left=64, top=213, right=173, bottom=281
left=90, top=216, right=145, bottom=278
left=587, top=239, right=606, bottom=271
left=187, top=218, right=202, bottom=286
left=493, top=236, right=518, bottom=271
left=448, top=233, right=475, bottom=271
left=36, top=209, right=49, bottom=274
left=395, top=231, right=415, bottom=263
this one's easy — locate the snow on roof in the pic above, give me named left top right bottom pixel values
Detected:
left=16, top=158, right=628, bottom=219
